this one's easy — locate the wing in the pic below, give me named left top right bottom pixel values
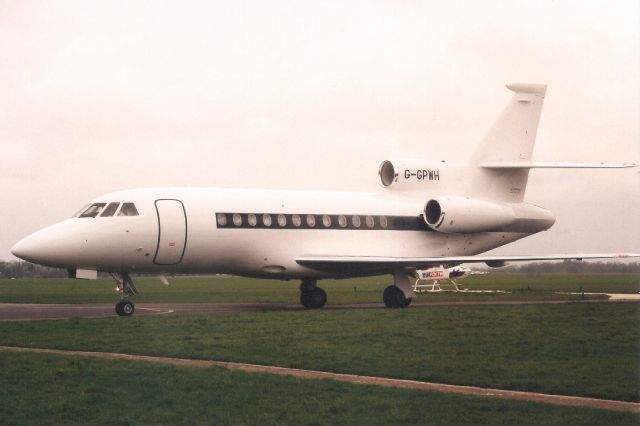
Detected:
left=296, top=253, right=639, bottom=275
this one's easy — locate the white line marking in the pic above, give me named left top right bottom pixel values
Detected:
left=137, top=307, right=175, bottom=315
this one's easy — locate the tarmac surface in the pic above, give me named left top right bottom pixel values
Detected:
left=0, top=302, right=295, bottom=321
left=0, top=295, right=638, bottom=321
left=1, top=345, right=638, bottom=413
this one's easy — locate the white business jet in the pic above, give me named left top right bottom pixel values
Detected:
left=11, top=84, right=638, bottom=316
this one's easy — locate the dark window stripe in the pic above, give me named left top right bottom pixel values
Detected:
left=215, top=213, right=432, bottom=232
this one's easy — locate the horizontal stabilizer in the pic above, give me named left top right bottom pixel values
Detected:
left=297, top=253, right=639, bottom=274
left=481, top=161, right=637, bottom=169
left=506, top=83, right=547, bottom=94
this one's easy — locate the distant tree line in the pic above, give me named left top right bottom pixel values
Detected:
left=1, top=259, right=639, bottom=279
left=0, top=261, right=67, bottom=279
left=498, top=260, right=640, bottom=274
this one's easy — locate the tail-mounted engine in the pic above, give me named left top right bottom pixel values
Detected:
left=423, top=196, right=516, bottom=233
left=379, top=159, right=450, bottom=189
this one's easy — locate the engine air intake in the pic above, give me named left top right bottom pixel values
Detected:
left=424, top=200, right=443, bottom=227
left=423, top=196, right=516, bottom=233
left=379, top=161, right=395, bottom=187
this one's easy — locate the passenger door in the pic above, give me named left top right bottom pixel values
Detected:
left=153, top=199, right=187, bottom=265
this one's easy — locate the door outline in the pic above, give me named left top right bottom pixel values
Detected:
left=153, top=199, right=188, bottom=265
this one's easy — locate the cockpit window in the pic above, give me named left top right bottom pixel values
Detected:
left=79, top=203, right=107, bottom=218
left=72, top=204, right=90, bottom=218
left=118, top=202, right=139, bottom=216
left=100, top=202, right=120, bottom=217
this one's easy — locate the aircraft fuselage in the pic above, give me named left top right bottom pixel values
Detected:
left=12, top=187, right=554, bottom=280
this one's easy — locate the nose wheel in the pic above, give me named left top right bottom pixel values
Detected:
left=115, top=300, right=135, bottom=316
left=111, top=272, right=139, bottom=317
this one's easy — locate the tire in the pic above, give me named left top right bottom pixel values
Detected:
left=300, top=291, right=312, bottom=308
left=121, top=301, right=135, bottom=316
left=301, top=287, right=327, bottom=309
left=115, top=301, right=124, bottom=316
left=383, top=285, right=411, bottom=308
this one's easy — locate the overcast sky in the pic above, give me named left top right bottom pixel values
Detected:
left=1, top=0, right=638, bottom=260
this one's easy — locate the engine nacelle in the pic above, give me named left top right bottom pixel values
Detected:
left=379, top=159, right=449, bottom=189
left=423, top=197, right=516, bottom=233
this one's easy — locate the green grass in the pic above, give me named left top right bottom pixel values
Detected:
left=0, top=273, right=637, bottom=304
left=1, top=351, right=637, bottom=426
left=1, top=303, right=638, bottom=402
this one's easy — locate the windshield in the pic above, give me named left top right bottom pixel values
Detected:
left=100, top=202, right=121, bottom=217
left=79, top=203, right=107, bottom=218
left=118, top=202, right=139, bottom=216
left=76, top=201, right=140, bottom=218
left=72, top=204, right=90, bottom=218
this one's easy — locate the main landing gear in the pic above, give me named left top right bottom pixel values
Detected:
left=299, top=278, right=327, bottom=309
left=383, top=285, right=412, bottom=308
left=111, top=272, right=139, bottom=317
left=383, top=270, right=414, bottom=308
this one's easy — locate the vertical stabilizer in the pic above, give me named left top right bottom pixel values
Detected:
left=470, top=83, right=547, bottom=202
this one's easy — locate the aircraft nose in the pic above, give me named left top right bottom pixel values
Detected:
left=11, top=233, right=49, bottom=264
left=11, top=222, right=80, bottom=268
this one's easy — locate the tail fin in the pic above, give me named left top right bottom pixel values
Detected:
left=470, top=83, right=547, bottom=202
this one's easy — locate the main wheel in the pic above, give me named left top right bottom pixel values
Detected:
left=301, top=287, right=327, bottom=309
left=383, top=285, right=412, bottom=308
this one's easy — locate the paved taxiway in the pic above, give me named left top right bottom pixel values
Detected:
left=0, top=295, right=637, bottom=321
left=0, top=302, right=297, bottom=321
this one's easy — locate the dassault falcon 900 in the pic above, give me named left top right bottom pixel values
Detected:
left=11, top=83, right=638, bottom=316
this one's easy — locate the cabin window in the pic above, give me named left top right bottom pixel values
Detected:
left=210, top=212, right=430, bottom=232
left=365, top=216, right=375, bottom=228
left=79, top=203, right=107, bottom=218
left=306, top=215, right=316, bottom=227
left=118, top=202, right=139, bottom=216
left=100, top=202, right=120, bottom=217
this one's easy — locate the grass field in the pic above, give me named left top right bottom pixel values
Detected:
left=1, top=302, right=638, bottom=402
left=1, top=350, right=637, bottom=426
left=1, top=274, right=638, bottom=424
left=0, top=273, right=637, bottom=304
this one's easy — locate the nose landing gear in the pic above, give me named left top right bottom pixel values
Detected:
left=111, top=273, right=138, bottom=317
